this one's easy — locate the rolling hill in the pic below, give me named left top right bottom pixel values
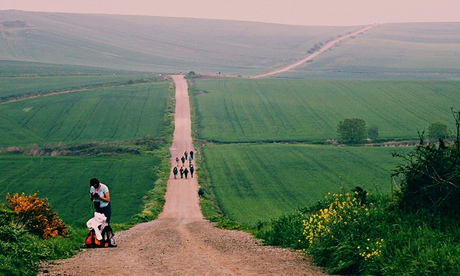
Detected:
left=1, top=10, right=459, bottom=78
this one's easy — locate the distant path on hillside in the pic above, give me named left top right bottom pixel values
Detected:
left=39, top=75, right=328, bottom=275
left=252, top=24, right=375, bottom=78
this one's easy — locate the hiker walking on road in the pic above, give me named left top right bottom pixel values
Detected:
left=184, top=151, right=188, bottom=160
left=190, top=150, right=194, bottom=159
left=89, top=178, right=112, bottom=224
left=173, top=166, right=178, bottom=179
left=190, top=164, right=194, bottom=178
left=181, top=156, right=186, bottom=165
left=188, top=155, right=193, bottom=164
left=184, top=167, right=189, bottom=179
left=175, top=157, right=179, bottom=166
left=180, top=166, right=184, bottom=179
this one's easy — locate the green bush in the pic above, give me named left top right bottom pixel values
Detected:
left=0, top=202, right=83, bottom=275
left=392, top=137, right=460, bottom=217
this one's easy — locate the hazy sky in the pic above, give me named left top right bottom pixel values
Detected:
left=1, top=0, right=459, bottom=26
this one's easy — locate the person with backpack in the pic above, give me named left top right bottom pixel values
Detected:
left=173, top=166, right=178, bottom=179
left=89, top=178, right=112, bottom=224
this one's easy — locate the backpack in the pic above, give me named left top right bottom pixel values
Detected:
left=84, top=225, right=116, bottom=248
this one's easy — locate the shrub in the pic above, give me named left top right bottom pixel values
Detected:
left=6, top=192, right=69, bottom=239
left=302, top=192, right=385, bottom=274
left=392, top=137, right=460, bottom=217
left=0, top=204, right=44, bottom=276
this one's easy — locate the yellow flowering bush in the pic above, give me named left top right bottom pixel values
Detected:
left=6, top=192, right=69, bottom=239
left=358, top=238, right=384, bottom=261
left=302, top=191, right=384, bottom=274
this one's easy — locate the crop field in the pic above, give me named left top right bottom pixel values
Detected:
left=202, top=143, right=410, bottom=225
left=0, top=74, right=157, bottom=100
left=0, top=68, right=173, bottom=227
left=0, top=155, right=160, bottom=225
left=0, top=81, right=172, bottom=147
left=193, top=78, right=460, bottom=143
left=276, top=22, right=460, bottom=79
left=0, top=60, right=149, bottom=77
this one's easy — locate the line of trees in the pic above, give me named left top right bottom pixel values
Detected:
left=336, top=112, right=458, bottom=145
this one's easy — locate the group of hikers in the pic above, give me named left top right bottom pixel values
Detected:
left=173, top=150, right=195, bottom=179
left=84, top=150, right=196, bottom=247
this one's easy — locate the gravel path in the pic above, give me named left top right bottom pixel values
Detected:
left=39, top=75, right=328, bottom=275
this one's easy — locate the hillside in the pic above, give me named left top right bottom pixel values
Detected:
left=0, top=10, right=356, bottom=76
left=1, top=10, right=459, bottom=78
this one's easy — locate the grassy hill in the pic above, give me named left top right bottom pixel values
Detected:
left=275, top=22, right=460, bottom=79
left=1, top=10, right=458, bottom=78
left=0, top=10, right=357, bottom=76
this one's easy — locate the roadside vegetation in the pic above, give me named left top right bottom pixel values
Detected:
left=253, top=131, right=460, bottom=275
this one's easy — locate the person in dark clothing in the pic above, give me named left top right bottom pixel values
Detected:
left=184, top=167, right=189, bottom=179
left=190, top=164, right=195, bottom=178
left=181, top=156, right=186, bottom=165
left=180, top=166, right=184, bottom=179
left=173, top=166, right=178, bottom=179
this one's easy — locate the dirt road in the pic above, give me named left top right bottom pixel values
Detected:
left=252, top=24, right=375, bottom=78
left=39, top=75, right=327, bottom=275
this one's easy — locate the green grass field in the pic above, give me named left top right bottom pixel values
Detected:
left=202, top=143, right=409, bottom=225
left=0, top=74, right=157, bottom=100
left=0, top=69, right=174, bottom=227
left=193, top=79, right=460, bottom=142
left=0, top=155, right=161, bottom=225
left=0, top=81, right=172, bottom=147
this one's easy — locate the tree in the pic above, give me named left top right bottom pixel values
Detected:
left=337, top=118, right=367, bottom=144
left=428, top=121, right=450, bottom=140
left=368, top=124, right=379, bottom=142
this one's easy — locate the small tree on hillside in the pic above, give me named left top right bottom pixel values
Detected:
left=428, top=121, right=450, bottom=140
left=337, top=118, right=367, bottom=144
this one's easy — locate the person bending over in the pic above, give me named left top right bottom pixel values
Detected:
left=89, top=178, right=112, bottom=224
